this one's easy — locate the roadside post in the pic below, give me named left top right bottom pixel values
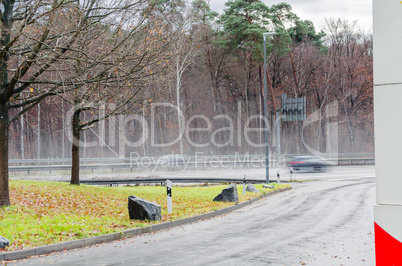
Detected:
left=373, top=1, right=402, bottom=264
left=166, top=180, right=172, bottom=214
left=243, top=175, right=247, bottom=195
left=290, top=167, right=293, bottom=181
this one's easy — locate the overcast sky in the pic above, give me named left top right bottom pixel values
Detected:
left=210, top=0, right=373, bottom=32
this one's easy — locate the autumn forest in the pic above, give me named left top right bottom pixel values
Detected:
left=0, top=0, right=373, bottom=204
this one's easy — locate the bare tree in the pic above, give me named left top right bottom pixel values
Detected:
left=61, top=1, right=176, bottom=185
left=0, top=0, right=174, bottom=206
left=324, top=18, right=373, bottom=152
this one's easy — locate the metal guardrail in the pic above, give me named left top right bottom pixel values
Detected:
left=77, top=177, right=269, bottom=186
left=8, top=153, right=375, bottom=174
left=9, top=153, right=375, bottom=164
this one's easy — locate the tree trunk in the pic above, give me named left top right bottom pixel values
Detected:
left=20, top=106, right=24, bottom=161
left=71, top=108, right=82, bottom=185
left=61, top=100, right=65, bottom=159
left=0, top=102, right=10, bottom=206
left=176, top=60, right=184, bottom=155
left=259, top=65, right=264, bottom=145
left=141, top=102, right=147, bottom=156
left=205, top=43, right=219, bottom=113
left=347, top=117, right=355, bottom=152
left=0, top=0, right=14, bottom=206
left=342, top=101, right=355, bottom=152
left=37, top=103, right=41, bottom=159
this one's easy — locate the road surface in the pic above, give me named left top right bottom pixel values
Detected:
left=13, top=166, right=376, bottom=265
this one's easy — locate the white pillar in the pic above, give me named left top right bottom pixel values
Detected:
left=374, top=1, right=402, bottom=264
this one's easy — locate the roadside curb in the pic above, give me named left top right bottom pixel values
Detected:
left=1, top=186, right=292, bottom=262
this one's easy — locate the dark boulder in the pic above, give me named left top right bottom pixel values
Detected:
left=213, top=184, right=239, bottom=202
left=246, top=184, right=260, bottom=193
left=128, top=196, right=161, bottom=221
left=0, top=236, right=9, bottom=249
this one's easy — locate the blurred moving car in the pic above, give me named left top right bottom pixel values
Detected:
left=286, top=156, right=330, bottom=172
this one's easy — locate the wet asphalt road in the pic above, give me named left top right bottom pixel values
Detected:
left=13, top=167, right=376, bottom=265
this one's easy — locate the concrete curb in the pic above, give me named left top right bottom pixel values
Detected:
left=1, top=186, right=292, bottom=262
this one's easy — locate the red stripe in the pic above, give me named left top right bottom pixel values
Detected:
left=375, top=222, right=402, bottom=265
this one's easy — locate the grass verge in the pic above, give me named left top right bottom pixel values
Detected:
left=1, top=180, right=290, bottom=252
